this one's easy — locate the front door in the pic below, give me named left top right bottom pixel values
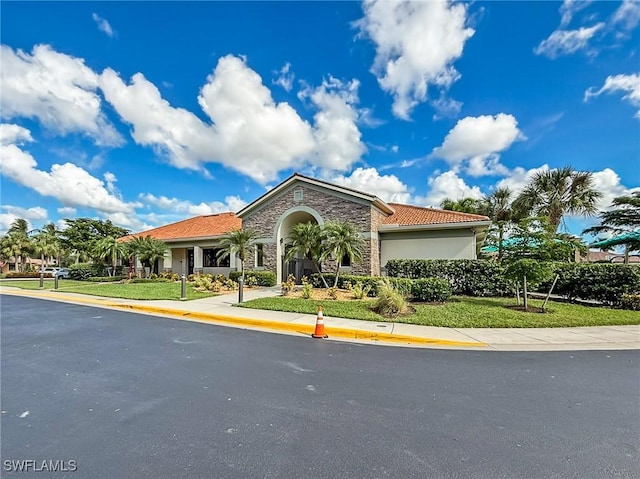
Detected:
left=187, top=249, right=194, bottom=275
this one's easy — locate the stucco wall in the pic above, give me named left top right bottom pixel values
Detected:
left=380, top=229, right=476, bottom=268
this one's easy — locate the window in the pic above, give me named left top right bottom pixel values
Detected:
left=293, top=188, right=303, bottom=201
left=256, top=244, right=264, bottom=267
left=203, top=248, right=230, bottom=267
left=341, top=253, right=351, bottom=267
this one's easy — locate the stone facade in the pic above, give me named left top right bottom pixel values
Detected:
left=241, top=182, right=379, bottom=279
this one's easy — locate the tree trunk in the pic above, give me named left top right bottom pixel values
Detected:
left=624, top=244, right=630, bottom=264
left=498, top=225, right=504, bottom=260
left=523, top=275, right=528, bottom=311
left=313, top=262, right=329, bottom=288
left=333, top=260, right=341, bottom=288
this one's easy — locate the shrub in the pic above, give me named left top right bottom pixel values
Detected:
left=620, top=294, right=640, bottom=311
left=5, top=272, right=42, bottom=278
left=301, top=276, right=313, bottom=299
left=281, top=274, right=296, bottom=296
left=229, top=270, right=277, bottom=287
left=548, top=263, right=640, bottom=306
left=246, top=276, right=258, bottom=287
left=159, top=271, right=180, bottom=282
left=128, top=278, right=170, bottom=283
left=372, top=280, right=409, bottom=317
left=411, top=277, right=452, bottom=302
left=68, top=263, right=105, bottom=280
left=385, top=259, right=512, bottom=296
left=327, top=286, right=339, bottom=300
left=222, top=278, right=238, bottom=290
left=348, top=281, right=371, bottom=299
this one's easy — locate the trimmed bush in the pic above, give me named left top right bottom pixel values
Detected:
left=128, top=278, right=170, bottom=283
left=620, top=294, right=640, bottom=311
left=411, top=278, right=452, bottom=302
left=68, top=263, right=106, bottom=280
left=229, top=270, right=277, bottom=287
left=386, top=259, right=512, bottom=297
left=547, top=263, right=640, bottom=306
left=5, top=272, right=43, bottom=278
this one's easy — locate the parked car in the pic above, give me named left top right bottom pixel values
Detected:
left=55, top=268, right=70, bottom=279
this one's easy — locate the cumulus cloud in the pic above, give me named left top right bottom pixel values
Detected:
left=92, top=13, right=115, bottom=38
left=0, top=205, right=48, bottom=235
left=0, top=44, right=123, bottom=146
left=101, top=54, right=365, bottom=183
left=300, top=76, right=366, bottom=173
left=331, top=167, right=412, bottom=203
left=272, top=62, right=294, bottom=91
left=356, top=0, right=474, bottom=119
left=591, top=167, right=640, bottom=210
left=139, top=193, right=247, bottom=216
left=495, top=164, right=551, bottom=195
left=431, top=113, right=525, bottom=176
left=57, top=207, right=77, bottom=216
left=585, top=73, right=640, bottom=118
left=534, top=23, right=605, bottom=58
left=417, top=170, right=484, bottom=207
left=0, top=124, right=137, bottom=215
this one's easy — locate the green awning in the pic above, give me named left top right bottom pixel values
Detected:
left=589, top=230, right=640, bottom=249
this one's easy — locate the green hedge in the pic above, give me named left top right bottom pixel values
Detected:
left=385, top=259, right=512, bottom=296
left=411, top=278, right=452, bottom=302
left=128, top=278, right=170, bottom=283
left=5, top=272, right=44, bottom=278
left=544, top=263, right=640, bottom=306
left=68, top=263, right=106, bottom=280
left=229, top=270, right=276, bottom=287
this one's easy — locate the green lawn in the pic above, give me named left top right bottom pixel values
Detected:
left=0, top=280, right=214, bottom=301
left=237, top=296, right=640, bottom=328
left=0, top=279, right=87, bottom=290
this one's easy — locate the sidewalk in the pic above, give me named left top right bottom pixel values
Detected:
left=1, top=286, right=638, bottom=351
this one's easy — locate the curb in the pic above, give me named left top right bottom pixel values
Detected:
left=0, top=289, right=487, bottom=348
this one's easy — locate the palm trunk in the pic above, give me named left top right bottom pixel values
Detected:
left=313, top=262, right=329, bottom=288
left=523, top=275, right=528, bottom=311
left=333, top=261, right=341, bottom=288
left=498, top=225, right=504, bottom=260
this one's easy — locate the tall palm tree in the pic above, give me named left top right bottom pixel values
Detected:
left=513, top=167, right=602, bottom=233
left=127, top=236, right=169, bottom=276
left=216, top=228, right=258, bottom=282
left=482, top=187, right=516, bottom=260
left=93, top=236, right=128, bottom=276
left=5, top=218, right=33, bottom=272
left=32, top=229, right=59, bottom=270
left=323, top=220, right=365, bottom=287
left=285, top=222, right=329, bottom=288
left=36, top=222, right=63, bottom=266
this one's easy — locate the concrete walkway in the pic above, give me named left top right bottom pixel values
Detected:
left=1, top=285, right=638, bottom=351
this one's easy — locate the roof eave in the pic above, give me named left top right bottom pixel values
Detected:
left=378, top=220, right=492, bottom=233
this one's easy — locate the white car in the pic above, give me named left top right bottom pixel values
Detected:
left=39, top=267, right=69, bottom=278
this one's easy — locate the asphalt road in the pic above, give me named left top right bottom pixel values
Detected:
left=1, top=295, right=638, bottom=479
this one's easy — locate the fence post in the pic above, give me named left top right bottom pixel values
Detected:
left=180, top=274, right=187, bottom=300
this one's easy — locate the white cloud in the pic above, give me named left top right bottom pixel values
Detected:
left=559, top=0, right=593, bottom=27
left=495, top=164, right=550, bottom=195
left=331, top=167, right=412, bottom=204
left=0, top=124, right=136, bottom=215
left=356, top=0, right=474, bottom=119
left=272, top=62, right=294, bottom=91
left=431, top=113, right=525, bottom=176
left=140, top=193, right=247, bottom=215
left=92, top=13, right=115, bottom=38
left=0, top=123, right=33, bottom=144
left=300, top=76, right=366, bottom=173
left=417, top=170, right=483, bottom=207
left=0, top=44, right=123, bottom=146
left=57, top=207, right=77, bottom=216
left=585, top=73, right=640, bottom=118
left=612, top=0, right=640, bottom=31
left=534, top=23, right=605, bottom=58
left=0, top=206, right=47, bottom=235
left=591, top=167, right=639, bottom=210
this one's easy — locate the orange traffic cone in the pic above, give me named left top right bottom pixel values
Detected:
left=312, top=306, right=328, bottom=339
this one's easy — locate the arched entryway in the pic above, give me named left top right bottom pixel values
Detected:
left=275, top=206, right=324, bottom=284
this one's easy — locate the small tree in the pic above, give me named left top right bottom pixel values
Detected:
left=504, top=259, right=553, bottom=311
left=285, top=222, right=329, bottom=288
left=217, top=229, right=258, bottom=282
left=93, top=236, right=128, bottom=276
left=323, top=220, right=365, bottom=287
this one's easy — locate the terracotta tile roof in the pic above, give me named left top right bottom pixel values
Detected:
left=119, top=212, right=241, bottom=242
left=382, top=203, right=490, bottom=226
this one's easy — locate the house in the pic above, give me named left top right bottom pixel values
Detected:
left=1, top=257, right=48, bottom=275
left=124, top=173, right=491, bottom=282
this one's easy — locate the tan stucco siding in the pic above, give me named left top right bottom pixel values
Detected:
left=380, top=229, right=476, bottom=267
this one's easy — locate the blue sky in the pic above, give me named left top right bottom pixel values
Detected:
left=1, top=1, right=639, bottom=238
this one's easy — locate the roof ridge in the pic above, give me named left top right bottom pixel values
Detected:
left=388, top=202, right=489, bottom=220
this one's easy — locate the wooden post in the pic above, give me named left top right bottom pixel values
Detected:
left=516, top=282, right=521, bottom=306
left=523, top=275, right=528, bottom=311
left=542, top=274, right=560, bottom=312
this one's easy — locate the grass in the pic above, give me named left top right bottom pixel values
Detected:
left=237, top=296, right=640, bottom=328
left=0, top=279, right=214, bottom=301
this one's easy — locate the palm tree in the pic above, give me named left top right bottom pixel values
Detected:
left=482, top=187, right=516, bottom=260
left=285, top=222, right=329, bottom=288
left=440, top=197, right=481, bottom=214
left=513, top=167, right=602, bottom=233
left=216, top=228, right=258, bottom=282
left=127, top=236, right=169, bottom=277
left=93, top=236, right=128, bottom=276
left=323, top=220, right=365, bottom=287
left=32, top=230, right=59, bottom=270
left=5, top=218, right=33, bottom=272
